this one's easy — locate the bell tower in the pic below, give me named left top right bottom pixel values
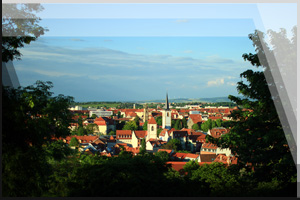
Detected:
left=162, top=93, right=171, bottom=130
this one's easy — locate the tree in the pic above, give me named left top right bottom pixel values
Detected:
left=91, top=114, right=97, bottom=119
left=77, top=126, right=87, bottom=136
left=156, top=116, right=162, bottom=126
left=2, top=81, right=73, bottom=196
left=108, top=130, right=116, bottom=135
left=139, top=138, right=146, bottom=155
left=161, top=138, right=181, bottom=151
left=133, top=116, right=140, bottom=128
left=182, top=117, right=188, bottom=128
left=174, top=119, right=182, bottom=130
left=216, top=119, right=222, bottom=127
left=206, top=29, right=296, bottom=184
left=143, top=121, right=148, bottom=130
left=183, top=160, right=200, bottom=176
left=192, top=123, right=200, bottom=130
left=69, top=137, right=79, bottom=147
left=122, top=121, right=138, bottom=130
left=157, top=128, right=163, bottom=137
left=2, top=4, right=48, bottom=62
left=155, top=151, right=170, bottom=162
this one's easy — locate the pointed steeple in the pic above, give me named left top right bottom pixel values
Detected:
left=165, top=92, right=169, bottom=110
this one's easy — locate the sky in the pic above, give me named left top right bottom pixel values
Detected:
left=12, top=3, right=297, bottom=102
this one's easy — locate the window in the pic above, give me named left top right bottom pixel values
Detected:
left=167, top=113, right=169, bottom=117
left=151, top=126, right=154, bottom=131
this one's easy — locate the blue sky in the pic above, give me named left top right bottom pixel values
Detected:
left=13, top=3, right=297, bottom=102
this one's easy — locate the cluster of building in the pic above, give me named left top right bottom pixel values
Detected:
left=62, top=94, right=239, bottom=172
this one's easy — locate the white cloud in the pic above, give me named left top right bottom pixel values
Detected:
left=227, top=82, right=236, bottom=86
left=207, top=78, right=225, bottom=87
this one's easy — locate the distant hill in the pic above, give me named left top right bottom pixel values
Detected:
left=134, top=97, right=234, bottom=104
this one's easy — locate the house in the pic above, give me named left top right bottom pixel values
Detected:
left=146, top=139, right=166, bottom=152
left=213, top=154, right=238, bottom=165
left=107, top=135, right=116, bottom=149
left=200, top=142, right=218, bottom=154
left=116, top=130, right=132, bottom=146
left=159, top=128, right=172, bottom=142
left=171, top=152, right=200, bottom=162
left=207, top=127, right=229, bottom=138
left=187, top=114, right=202, bottom=129
left=94, top=117, right=116, bottom=135
left=199, top=154, right=218, bottom=162
left=172, top=130, right=188, bottom=149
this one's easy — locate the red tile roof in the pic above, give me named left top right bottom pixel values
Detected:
left=214, top=154, right=238, bottom=165
left=189, top=114, right=202, bottom=123
left=94, top=117, right=107, bottom=125
left=185, top=153, right=200, bottom=159
left=134, top=130, right=147, bottom=138
left=210, top=127, right=229, bottom=138
left=157, top=149, right=172, bottom=154
left=201, top=142, right=218, bottom=150
left=116, top=130, right=132, bottom=139
left=64, top=135, right=99, bottom=144
left=148, top=117, right=157, bottom=124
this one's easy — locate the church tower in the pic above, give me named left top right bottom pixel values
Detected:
left=143, top=104, right=149, bottom=122
left=147, top=116, right=157, bottom=140
left=162, top=93, right=171, bottom=130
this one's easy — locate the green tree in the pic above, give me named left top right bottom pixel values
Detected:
left=155, top=151, right=170, bottom=162
left=2, top=4, right=48, bottom=62
left=157, top=128, right=163, bottom=137
left=216, top=119, right=222, bottom=127
left=156, top=116, right=162, bottom=126
left=69, top=137, right=79, bottom=147
left=206, top=29, right=296, bottom=184
left=108, top=130, right=116, bottom=135
left=161, top=138, right=181, bottom=151
left=133, top=116, right=140, bottom=128
left=182, top=117, right=188, bottom=128
left=183, top=160, right=200, bottom=176
left=192, top=123, right=200, bottom=130
left=139, top=138, right=146, bottom=155
left=143, top=121, right=148, bottom=130
left=123, top=121, right=138, bottom=130
left=77, top=126, right=87, bottom=136
left=2, top=81, right=73, bottom=196
left=174, top=119, right=182, bottom=130
left=190, top=162, right=241, bottom=196
left=91, top=114, right=97, bottom=119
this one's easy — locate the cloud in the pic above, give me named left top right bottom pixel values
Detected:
left=227, top=82, right=236, bottom=86
left=15, top=67, right=84, bottom=78
left=15, top=40, right=250, bottom=101
left=175, top=19, right=189, bottom=24
left=207, top=78, right=225, bottom=87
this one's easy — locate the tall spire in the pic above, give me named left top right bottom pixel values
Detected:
left=166, top=92, right=169, bottom=110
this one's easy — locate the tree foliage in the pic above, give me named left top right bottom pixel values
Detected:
left=2, top=4, right=48, bottom=62
left=206, top=29, right=296, bottom=184
left=122, top=121, right=138, bottom=130
left=2, top=81, right=74, bottom=196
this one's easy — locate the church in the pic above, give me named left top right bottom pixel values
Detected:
left=115, top=93, right=172, bottom=152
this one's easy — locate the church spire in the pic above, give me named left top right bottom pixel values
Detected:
left=165, top=92, right=169, bottom=110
